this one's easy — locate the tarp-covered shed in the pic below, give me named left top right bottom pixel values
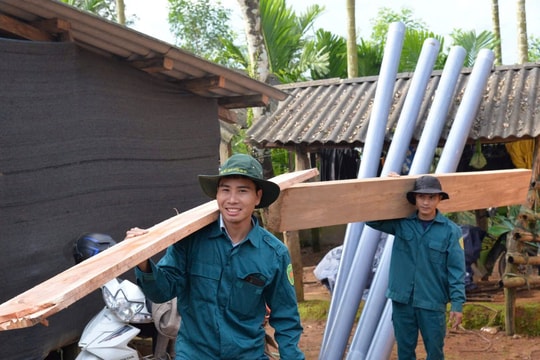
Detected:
left=0, top=1, right=286, bottom=358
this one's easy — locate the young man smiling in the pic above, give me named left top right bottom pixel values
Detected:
left=129, top=154, right=304, bottom=360
left=366, top=175, right=466, bottom=360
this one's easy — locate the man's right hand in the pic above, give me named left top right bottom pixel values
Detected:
left=125, top=227, right=151, bottom=271
left=125, top=227, right=148, bottom=239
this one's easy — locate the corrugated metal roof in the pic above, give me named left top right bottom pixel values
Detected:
left=247, top=63, right=540, bottom=150
left=0, top=0, right=287, bottom=113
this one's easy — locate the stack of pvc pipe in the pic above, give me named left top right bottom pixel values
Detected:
left=319, top=21, right=495, bottom=360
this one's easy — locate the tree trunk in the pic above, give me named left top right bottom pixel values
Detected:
left=346, top=0, right=358, bottom=78
left=491, top=0, right=502, bottom=65
left=236, top=0, right=270, bottom=83
left=116, top=0, right=125, bottom=25
left=517, top=0, right=528, bottom=63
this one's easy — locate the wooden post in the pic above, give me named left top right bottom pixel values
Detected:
left=504, top=137, right=539, bottom=335
left=283, top=148, right=312, bottom=302
left=284, top=230, right=304, bottom=302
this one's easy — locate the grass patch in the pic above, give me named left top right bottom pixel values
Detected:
left=298, top=300, right=540, bottom=336
left=298, top=299, right=363, bottom=322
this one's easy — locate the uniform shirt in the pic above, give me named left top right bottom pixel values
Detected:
left=366, top=210, right=466, bottom=313
left=135, top=216, right=304, bottom=360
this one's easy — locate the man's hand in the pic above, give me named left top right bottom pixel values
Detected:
left=125, top=227, right=148, bottom=239
left=125, top=227, right=151, bottom=271
left=448, top=311, right=463, bottom=331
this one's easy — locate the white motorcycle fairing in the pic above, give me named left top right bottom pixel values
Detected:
left=76, top=307, right=140, bottom=360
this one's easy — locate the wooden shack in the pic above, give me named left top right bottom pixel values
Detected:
left=0, top=0, right=285, bottom=358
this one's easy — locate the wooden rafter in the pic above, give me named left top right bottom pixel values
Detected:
left=0, top=13, right=53, bottom=41
left=130, top=56, right=174, bottom=73
left=218, top=94, right=270, bottom=109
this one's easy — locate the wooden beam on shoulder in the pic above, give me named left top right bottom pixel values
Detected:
left=0, top=168, right=318, bottom=331
left=266, top=169, right=532, bottom=232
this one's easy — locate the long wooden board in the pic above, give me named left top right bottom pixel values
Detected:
left=266, top=169, right=532, bottom=232
left=0, top=169, right=319, bottom=331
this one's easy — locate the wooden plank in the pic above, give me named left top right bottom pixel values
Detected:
left=266, top=169, right=532, bottom=232
left=0, top=168, right=319, bottom=331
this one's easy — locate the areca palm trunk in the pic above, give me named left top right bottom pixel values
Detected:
left=346, top=0, right=358, bottom=78
left=491, top=0, right=502, bottom=65
left=517, top=0, right=528, bottom=63
left=116, top=0, right=125, bottom=25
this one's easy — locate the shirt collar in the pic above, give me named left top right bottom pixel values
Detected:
left=218, top=214, right=261, bottom=248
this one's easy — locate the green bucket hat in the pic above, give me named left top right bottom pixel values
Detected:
left=406, top=175, right=449, bottom=205
left=198, top=154, right=281, bottom=208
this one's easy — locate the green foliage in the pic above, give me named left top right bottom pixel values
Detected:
left=270, top=148, right=290, bottom=176
left=60, top=0, right=117, bottom=21
left=399, top=29, right=446, bottom=72
left=449, top=29, right=498, bottom=67
left=369, top=7, right=428, bottom=45
left=307, top=30, right=347, bottom=79
left=259, top=0, right=327, bottom=83
left=528, top=35, right=540, bottom=62
left=167, top=0, right=236, bottom=65
left=489, top=205, right=521, bottom=239
left=357, top=39, right=383, bottom=76
left=367, top=7, right=446, bottom=73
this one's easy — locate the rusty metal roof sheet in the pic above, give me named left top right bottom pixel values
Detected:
left=0, top=0, right=287, bottom=112
left=248, top=63, right=540, bottom=150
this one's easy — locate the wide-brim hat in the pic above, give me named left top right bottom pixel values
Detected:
left=198, top=154, right=281, bottom=208
left=406, top=175, right=449, bottom=205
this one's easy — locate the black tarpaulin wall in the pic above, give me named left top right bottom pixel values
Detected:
left=0, top=39, right=220, bottom=359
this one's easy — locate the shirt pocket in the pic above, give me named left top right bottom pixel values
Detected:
left=190, top=261, right=221, bottom=303
left=396, top=228, right=414, bottom=253
left=428, top=240, right=447, bottom=265
left=229, top=271, right=266, bottom=318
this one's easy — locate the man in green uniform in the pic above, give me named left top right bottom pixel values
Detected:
left=129, top=154, right=304, bottom=360
left=367, top=175, right=466, bottom=360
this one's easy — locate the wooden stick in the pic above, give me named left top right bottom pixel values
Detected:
left=0, top=168, right=319, bottom=331
left=266, top=169, right=532, bottom=232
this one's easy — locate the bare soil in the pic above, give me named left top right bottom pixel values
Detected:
left=298, top=245, right=540, bottom=360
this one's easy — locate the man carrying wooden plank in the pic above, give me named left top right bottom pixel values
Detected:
left=127, top=154, right=305, bottom=360
left=366, top=175, right=466, bottom=360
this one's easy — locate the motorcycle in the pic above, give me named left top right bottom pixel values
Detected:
left=73, top=233, right=177, bottom=360
left=76, top=277, right=153, bottom=360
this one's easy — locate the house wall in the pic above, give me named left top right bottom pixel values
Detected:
left=0, top=39, right=220, bottom=359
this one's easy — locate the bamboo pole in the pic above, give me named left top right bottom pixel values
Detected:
left=507, top=254, right=540, bottom=266
left=500, top=275, right=540, bottom=288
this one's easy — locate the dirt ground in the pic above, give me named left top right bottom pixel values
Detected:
left=298, top=245, right=540, bottom=360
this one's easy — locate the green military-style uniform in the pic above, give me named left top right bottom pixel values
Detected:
left=136, top=215, right=304, bottom=360
left=367, top=210, right=465, bottom=360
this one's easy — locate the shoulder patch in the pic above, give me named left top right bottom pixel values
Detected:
left=287, top=264, right=294, bottom=285
left=459, top=236, right=464, bottom=250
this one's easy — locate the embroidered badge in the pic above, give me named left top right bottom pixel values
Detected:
left=287, top=264, right=294, bottom=285
left=459, top=236, right=464, bottom=250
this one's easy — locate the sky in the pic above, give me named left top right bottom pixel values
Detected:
left=124, top=0, right=540, bottom=65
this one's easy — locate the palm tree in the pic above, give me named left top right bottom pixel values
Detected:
left=517, top=0, right=528, bottom=63
left=491, top=0, right=503, bottom=65
left=449, top=29, right=498, bottom=67
left=346, top=0, right=358, bottom=78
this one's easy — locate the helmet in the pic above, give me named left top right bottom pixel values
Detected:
left=73, top=233, right=117, bottom=264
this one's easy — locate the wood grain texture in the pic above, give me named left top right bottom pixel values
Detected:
left=0, top=169, right=318, bottom=331
left=266, top=169, right=532, bottom=232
